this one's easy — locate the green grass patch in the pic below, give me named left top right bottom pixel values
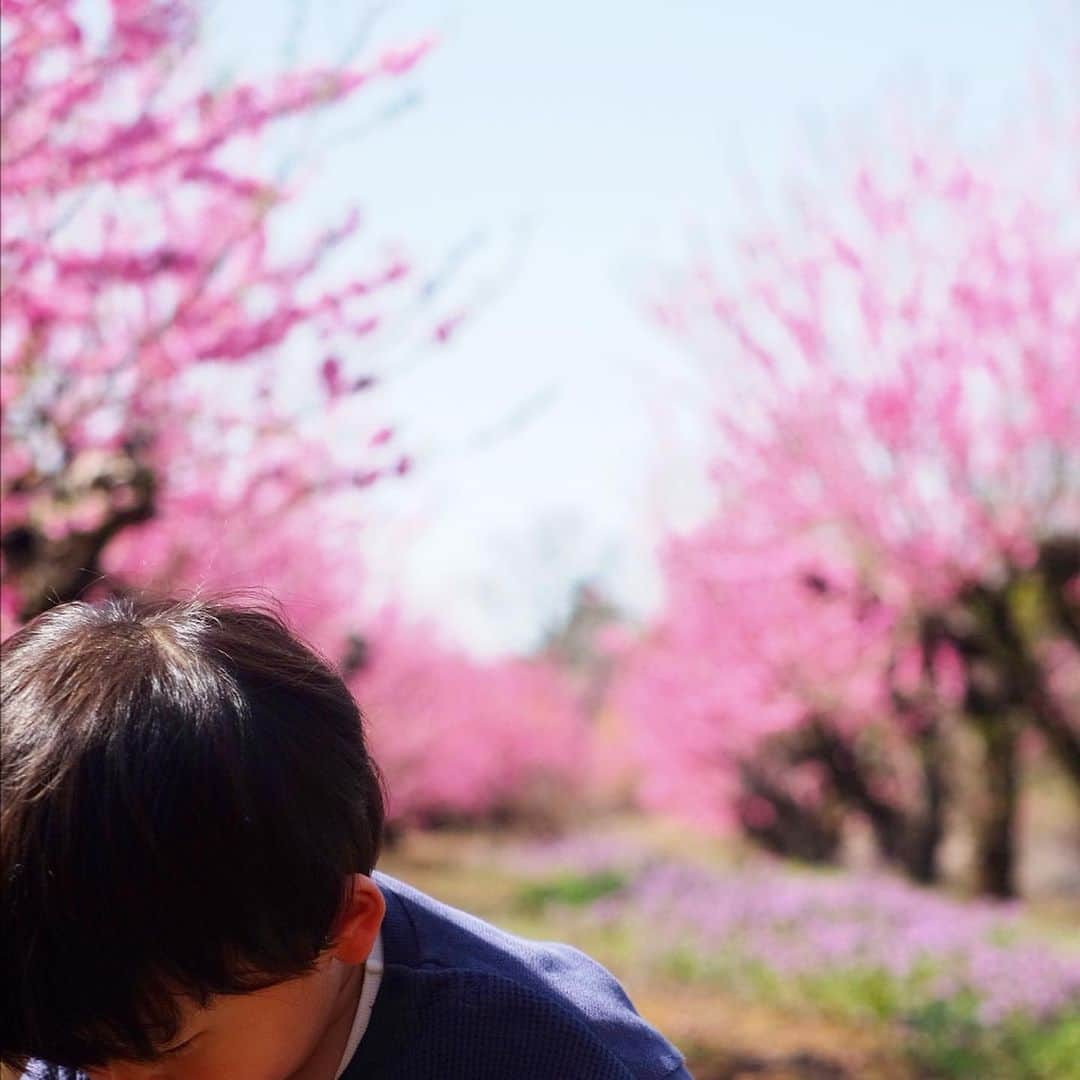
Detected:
left=513, top=869, right=628, bottom=914
left=906, top=1002, right=1080, bottom=1079
left=649, top=940, right=1079, bottom=1078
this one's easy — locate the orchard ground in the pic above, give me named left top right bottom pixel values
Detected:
left=379, top=823, right=912, bottom=1080
left=378, top=773, right=1079, bottom=1080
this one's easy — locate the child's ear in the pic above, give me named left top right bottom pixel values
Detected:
left=331, top=874, right=386, bottom=964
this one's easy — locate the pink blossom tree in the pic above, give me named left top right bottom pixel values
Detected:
left=615, top=109, right=1079, bottom=896
left=1, top=0, right=589, bottom=826
left=0, top=0, right=428, bottom=630
left=349, top=607, right=588, bottom=827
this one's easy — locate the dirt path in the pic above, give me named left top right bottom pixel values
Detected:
left=630, top=983, right=911, bottom=1079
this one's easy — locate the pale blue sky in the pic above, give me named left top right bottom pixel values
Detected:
left=206, top=1, right=1064, bottom=655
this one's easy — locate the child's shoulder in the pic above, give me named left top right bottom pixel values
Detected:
left=370, top=872, right=690, bottom=1080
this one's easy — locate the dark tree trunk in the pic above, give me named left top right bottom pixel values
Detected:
left=1038, top=535, right=1080, bottom=649
left=1027, top=681, right=1080, bottom=792
left=804, top=719, right=910, bottom=865
left=1, top=452, right=155, bottom=620
left=974, top=717, right=1021, bottom=899
left=906, top=719, right=947, bottom=884
left=892, top=619, right=954, bottom=885
left=966, top=577, right=1080, bottom=793
left=949, top=581, right=1053, bottom=897
left=737, top=716, right=945, bottom=882
left=736, top=757, right=843, bottom=864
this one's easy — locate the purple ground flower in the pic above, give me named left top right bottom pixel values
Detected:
left=510, top=835, right=1080, bottom=1026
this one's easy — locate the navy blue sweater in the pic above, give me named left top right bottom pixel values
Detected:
left=22, top=871, right=692, bottom=1079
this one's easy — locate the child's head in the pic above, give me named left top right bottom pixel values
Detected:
left=2, top=595, right=388, bottom=1077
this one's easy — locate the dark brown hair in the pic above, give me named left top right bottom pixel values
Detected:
left=1, top=594, right=387, bottom=1069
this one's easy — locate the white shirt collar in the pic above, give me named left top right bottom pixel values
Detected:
left=333, top=930, right=384, bottom=1078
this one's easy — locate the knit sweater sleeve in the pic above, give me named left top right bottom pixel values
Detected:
left=342, top=964, right=674, bottom=1079
left=372, top=873, right=689, bottom=1078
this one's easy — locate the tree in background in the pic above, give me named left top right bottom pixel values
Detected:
left=614, top=105, right=1079, bottom=896
left=0, top=0, right=427, bottom=629
left=0, top=0, right=588, bottom=827
left=352, top=607, right=587, bottom=829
